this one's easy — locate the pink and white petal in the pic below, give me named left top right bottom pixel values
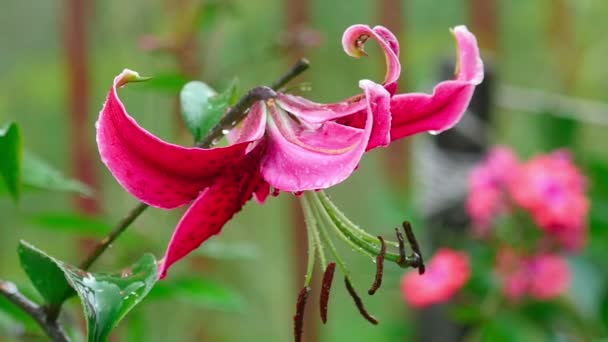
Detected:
left=159, top=148, right=264, bottom=279
left=389, top=26, right=483, bottom=141
left=276, top=93, right=366, bottom=124
left=97, top=69, right=250, bottom=209
left=261, top=84, right=388, bottom=191
left=342, top=24, right=401, bottom=85
left=227, top=101, right=266, bottom=144
left=359, top=80, right=391, bottom=150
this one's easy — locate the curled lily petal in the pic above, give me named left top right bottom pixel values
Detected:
left=389, top=26, right=484, bottom=141
left=276, top=93, right=366, bottom=124
left=97, top=69, right=250, bottom=209
left=342, top=24, right=401, bottom=86
left=159, top=147, right=264, bottom=278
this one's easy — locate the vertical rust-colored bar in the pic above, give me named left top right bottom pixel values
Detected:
left=378, top=0, right=411, bottom=194
left=64, top=0, right=100, bottom=214
left=548, top=0, right=579, bottom=91
left=469, top=0, right=498, bottom=52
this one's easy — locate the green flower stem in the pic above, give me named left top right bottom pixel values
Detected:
left=317, top=191, right=399, bottom=248
left=312, top=192, right=416, bottom=267
left=304, top=192, right=350, bottom=278
left=300, top=196, right=319, bottom=286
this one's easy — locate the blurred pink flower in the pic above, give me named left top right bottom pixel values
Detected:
left=496, top=247, right=570, bottom=301
left=528, top=254, right=571, bottom=299
left=509, top=150, right=589, bottom=251
left=97, top=24, right=483, bottom=278
left=466, top=146, right=519, bottom=233
left=401, top=249, right=471, bottom=308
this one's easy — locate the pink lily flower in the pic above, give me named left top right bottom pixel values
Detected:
left=96, top=24, right=483, bottom=278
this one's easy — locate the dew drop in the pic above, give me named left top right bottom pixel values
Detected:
left=221, top=129, right=230, bottom=135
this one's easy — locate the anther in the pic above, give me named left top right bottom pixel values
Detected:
left=402, top=222, right=425, bottom=274
left=344, top=277, right=378, bottom=325
left=320, top=262, right=336, bottom=324
left=293, top=286, right=311, bottom=342
left=368, top=236, right=386, bottom=295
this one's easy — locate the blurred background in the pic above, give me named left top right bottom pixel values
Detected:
left=1, top=0, right=608, bottom=341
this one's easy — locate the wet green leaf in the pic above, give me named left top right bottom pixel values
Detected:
left=149, top=277, right=244, bottom=312
left=0, top=122, right=22, bottom=201
left=17, top=241, right=73, bottom=306
left=18, top=241, right=158, bottom=342
left=63, top=254, right=158, bottom=342
left=180, top=79, right=237, bottom=143
left=22, top=152, right=93, bottom=196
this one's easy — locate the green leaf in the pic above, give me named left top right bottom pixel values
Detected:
left=149, top=277, right=243, bottom=312
left=22, top=152, right=93, bottom=196
left=28, top=213, right=111, bottom=236
left=0, top=122, right=22, bottom=201
left=63, top=254, right=158, bottom=342
left=18, top=241, right=158, bottom=342
left=17, top=241, right=74, bottom=306
left=180, top=79, right=237, bottom=142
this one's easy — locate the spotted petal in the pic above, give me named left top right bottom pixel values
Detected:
left=159, top=147, right=264, bottom=278
left=97, top=69, right=250, bottom=209
left=261, top=81, right=390, bottom=191
left=389, top=26, right=484, bottom=141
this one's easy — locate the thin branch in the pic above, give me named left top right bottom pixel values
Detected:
left=0, top=281, right=69, bottom=342
left=271, top=58, right=310, bottom=90
left=78, top=202, right=149, bottom=270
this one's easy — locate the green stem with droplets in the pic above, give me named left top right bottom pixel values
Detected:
left=300, top=195, right=318, bottom=287
left=312, top=191, right=417, bottom=267
left=304, top=192, right=350, bottom=278
left=317, top=191, right=399, bottom=248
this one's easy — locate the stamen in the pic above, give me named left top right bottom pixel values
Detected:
left=293, top=286, right=311, bottom=342
left=402, top=222, right=425, bottom=274
left=344, top=277, right=378, bottom=325
left=320, top=262, right=336, bottom=324
left=395, top=227, right=406, bottom=266
left=368, top=236, right=386, bottom=295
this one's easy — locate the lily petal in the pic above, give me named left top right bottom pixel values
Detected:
left=97, top=69, right=250, bottom=209
left=389, top=26, right=484, bottom=141
left=342, top=24, right=401, bottom=86
left=276, top=93, right=366, bottom=124
left=359, top=80, right=391, bottom=150
left=227, top=101, right=267, bottom=144
left=261, top=82, right=389, bottom=191
left=159, top=147, right=264, bottom=278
